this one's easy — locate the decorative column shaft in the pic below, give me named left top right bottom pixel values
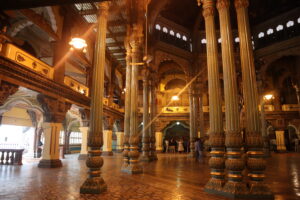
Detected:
left=235, top=0, right=273, bottom=197
left=122, top=36, right=132, bottom=171
left=140, top=70, right=151, bottom=162
left=126, top=25, right=143, bottom=174
left=217, top=0, right=247, bottom=197
left=149, top=79, right=158, bottom=161
left=189, top=86, right=196, bottom=157
left=80, top=2, right=109, bottom=194
left=202, top=0, right=225, bottom=193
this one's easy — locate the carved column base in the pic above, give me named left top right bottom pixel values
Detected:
left=222, top=181, right=249, bottom=198
left=38, top=159, right=62, bottom=168
left=248, top=181, right=273, bottom=199
left=121, top=145, right=129, bottom=171
left=204, top=177, right=225, bottom=193
left=124, top=146, right=142, bottom=174
left=78, top=154, right=88, bottom=160
left=140, top=153, right=151, bottom=162
left=80, top=177, right=107, bottom=194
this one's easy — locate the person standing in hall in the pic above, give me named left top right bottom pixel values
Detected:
left=164, top=139, right=169, bottom=153
left=177, top=138, right=184, bottom=153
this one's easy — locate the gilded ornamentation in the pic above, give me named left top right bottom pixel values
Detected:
left=0, top=80, right=18, bottom=106
left=234, top=0, right=249, bottom=9
left=216, top=0, right=230, bottom=10
left=202, top=6, right=215, bottom=18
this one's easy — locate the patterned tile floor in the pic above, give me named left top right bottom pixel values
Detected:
left=0, top=153, right=300, bottom=200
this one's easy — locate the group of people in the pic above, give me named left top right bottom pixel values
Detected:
left=164, top=138, right=205, bottom=160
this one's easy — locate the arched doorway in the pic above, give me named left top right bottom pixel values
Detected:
left=162, top=121, right=189, bottom=152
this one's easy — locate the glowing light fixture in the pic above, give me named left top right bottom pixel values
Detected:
left=176, top=122, right=180, bottom=125
left=69, top=37, right=87, bottom=52
left=264, top=94, right=274, bottom=101
left=171, top=95, right=179, bottom=101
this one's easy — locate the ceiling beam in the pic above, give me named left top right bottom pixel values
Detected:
left=107, top=31, right=126, bottom=38
left=106, top=42, right=123, bottom=47
left=109, top=49, right=125, bottom=54
left=108, top=20, right=126, bottom=27
left=78, top=9, right=98, bottom=15
left=2, top=0, right=111, bottom=10
left=19, top=9, right=59, bottom=41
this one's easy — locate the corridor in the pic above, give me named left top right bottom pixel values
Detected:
left=0, top=153, right=299, bottom=200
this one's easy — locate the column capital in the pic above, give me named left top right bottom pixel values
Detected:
left=37, top=94, right=71, bottom=123
left=216, top=0, right=230, bottom=10
left=130, top=24, right=144, bottom=50
left=234, top=0, right=249, bottom=9
left=98, top=1, right=110, bottom=18
left=0, top=80, right=18, bottom=106
left=202, top=0, right=216, bottom=18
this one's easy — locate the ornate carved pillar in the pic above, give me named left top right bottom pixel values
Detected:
left=217, top=0, right=247, bottom=196
left=140, top=68, right=151, bottom=162
left=102, top=116, right=113, bottom=156
left=198, top=82, right=205, bottom=137
left=80, top=1, right=109, bottom=194
left=0, top=80, right=18, bottom=106
left=235, top=0, right=273, bottom=197
left=37, top=94, right=71, bottom=168
left=189, top=85, right=196, bottom=157
left=202, top=0, right=225, bottom=193
left=126, top=25, right=143, bottom=174
left=122, top=31, right=132, bottom=171
left=149, top=77, right=158, bottom=161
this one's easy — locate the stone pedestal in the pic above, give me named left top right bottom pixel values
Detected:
left=102, top=130, right=113, bottom=156
left=38, top=123, right=62, bottom=168
left=116, top=131, right=124, bottom=153
left=275, top=131, right=286, bottom=152
left=78, top=127, right=88, bottom=160
left=155, top=132, right=163, bottom=153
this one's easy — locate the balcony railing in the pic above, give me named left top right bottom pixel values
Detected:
left=0, top=42, right=54, bottom=79
left=0, top=149, right=24, bottom=165
left=64, top=76, right=89, bottom=97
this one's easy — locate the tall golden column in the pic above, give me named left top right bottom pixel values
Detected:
left=149, top=78, right=158, bottom=161
left=189, top=85, right=196, bottom=157
left=235, top=0, right=273, bottom=198
left=202, top=0, right=225, bottom=193
left=217, top=0, right=247, bottom=197
left=126, top=25, right=143, bottom=174
left=140, top=68, right=151, bottom=162
left=121, top=33, right=132, bottom=171
left=80, top=2, right=109, bottom=194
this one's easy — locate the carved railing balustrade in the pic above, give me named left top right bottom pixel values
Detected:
left=0, top=149, right=24, bottom=165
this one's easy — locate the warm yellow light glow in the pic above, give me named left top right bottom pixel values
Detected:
left=264, top=94, right=274, bottom=101
left=69, top=37, right=87, bottom=50
left=171, top=95, right=179, bottom=101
